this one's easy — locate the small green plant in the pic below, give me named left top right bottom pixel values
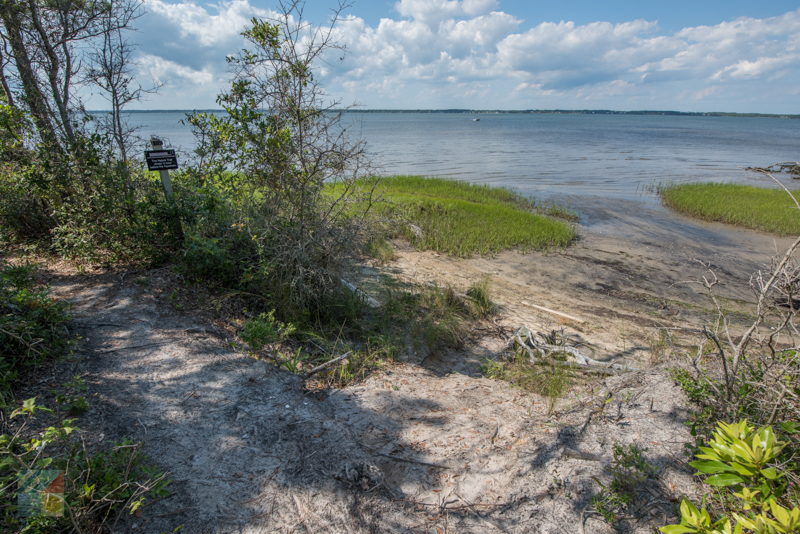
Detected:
left=466, top=276, right=497, bottom=318
left=0, top=398, right=168, bottom=532
left=661, top=421, right=799, bottom=534
left=480, top=358, right=506, bottom=379
left=240, top=310, right=297, bottom=350
left=0, top=262, right=73, bottom=405
left=482, top=352, right=574, bottom=414
left=591, top=442, right=658, bottom=524
left=54, top=375, right=89, bottom=417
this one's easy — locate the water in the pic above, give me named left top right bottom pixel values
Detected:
left=121, top=110, right=800, bottom=231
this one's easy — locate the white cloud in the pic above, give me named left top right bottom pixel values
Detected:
left=394, top=0, right=498, bottom=24
left=128, top=2, right=800, bottom=112
left=136, top=54, right=215, bottom=85
left=713, top=54, right=800, bottom=80
left=145, top=0, right=274, bottom=46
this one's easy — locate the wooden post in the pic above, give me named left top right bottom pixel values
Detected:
left=146, top=137, right=183, bottom=243
left=150, top=137, right=175, bottom=201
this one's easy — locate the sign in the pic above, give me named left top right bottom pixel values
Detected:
left=145, top=149, right=178, bottom=171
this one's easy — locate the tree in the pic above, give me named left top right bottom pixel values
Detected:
left=86, top=0, right=156, bottom=163
left=188, top=0, right=375, bottom=317
left=0, top=0, right=142, bottom=152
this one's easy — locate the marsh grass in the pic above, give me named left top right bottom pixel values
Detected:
left=331, top=175, right=576, bottom=257
left=660, top=182, right=800, bottom=235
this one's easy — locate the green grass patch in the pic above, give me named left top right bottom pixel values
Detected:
left=331, top=175, right=576, bottom=257
left=660, top=182, right=800, bottom=235
left=481, top=353, right=575, bottom=413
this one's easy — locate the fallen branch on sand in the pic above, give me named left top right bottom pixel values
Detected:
left=304, top=351, right=352, bottom=378
left=507, top=327, right=637, bottom=373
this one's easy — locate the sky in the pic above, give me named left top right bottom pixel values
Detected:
left=102, top=0, right=800, bottom=113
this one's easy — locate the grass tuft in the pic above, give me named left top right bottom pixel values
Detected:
left=481, top=353, right=574, bottom=413
left=660, top=182, right=800, bottom=235
left=466, top=276, right=497, bottom=318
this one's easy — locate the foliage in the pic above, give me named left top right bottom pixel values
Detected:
left=185, top=5, right=374, bottom=319
left=0, top=109, right=182, bottom=263
left=661, top=183, right=800, bottom=236
left=481, top=351, right=574, bottom=413
left=591, top=442, right=659, bottom=524
left=661, top=421, right=800, bottom=534
left=365, top=237, right=396, bottom=263
left=0, top=398, right=167, bottom=533
left=0, top=1, right=176, bottom=264
left=0, top=262, right=73, bottom=405
left=241, top=310, right=297, bottom=350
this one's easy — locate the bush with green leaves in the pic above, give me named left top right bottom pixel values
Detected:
left=0, top=398, right=168, bottom=533
left=661, top=420, right=800, bottom=534
left=185, top=4, right=375, bottom=320
left=0, top=262, right=73, bottom=405
left=241, top=310, right=297, bottom=350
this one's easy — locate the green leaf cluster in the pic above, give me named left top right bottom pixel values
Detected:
left=661, top=421, right=799, bottom=534
left=1, top=398, right=168, bottom=533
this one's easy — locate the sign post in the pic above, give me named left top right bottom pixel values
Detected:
left=145, top=137, right=178, bottom=201
left=145, top=137, right=183, bottom=242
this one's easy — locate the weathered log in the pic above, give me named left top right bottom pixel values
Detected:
left=507, top=326, right=637, bottom=373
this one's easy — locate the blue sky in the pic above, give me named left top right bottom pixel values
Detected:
left=107, top=0, right=800, bottom=112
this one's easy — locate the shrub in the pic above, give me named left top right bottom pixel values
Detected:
left=240, top=310, right=296, bottom=350
left=0, top=262, right=73, bottom=405
left=185, top=6, right=374, bottom=320
left=0, top=398, right=168, bottom=533
left=661, top=420, right=800, bottom=534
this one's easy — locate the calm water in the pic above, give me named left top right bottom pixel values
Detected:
left=120, top=111, right=800, bottom=231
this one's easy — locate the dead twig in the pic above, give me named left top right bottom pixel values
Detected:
left=303, top=351, right=351, bottom=378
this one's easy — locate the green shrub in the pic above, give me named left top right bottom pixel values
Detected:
left=241, top=310, right=296, bottom=350
left=661, top=421, right=800, bottom=534
left=0, top=398, right=168, bottom=533
left=0, top=263, right=73, bottom=405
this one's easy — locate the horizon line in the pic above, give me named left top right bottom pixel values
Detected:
left=94, top=108, right=800, bottom=118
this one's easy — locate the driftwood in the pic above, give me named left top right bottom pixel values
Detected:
left=304, top=351, right=352, bottom=378
left=507, top=327, right=637, bottom=373
left=520, top=300, right=584, bottom=323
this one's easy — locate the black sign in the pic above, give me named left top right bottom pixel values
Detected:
left=145, top=149, right=179, bottom=171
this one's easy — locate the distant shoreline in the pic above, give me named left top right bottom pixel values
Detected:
left=105, top=109, right=800, bottom=119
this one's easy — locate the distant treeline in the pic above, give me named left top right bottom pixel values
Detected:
left=116, top=109, right=800, bottom=119
left=339, top=109, right=800, bottom=119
